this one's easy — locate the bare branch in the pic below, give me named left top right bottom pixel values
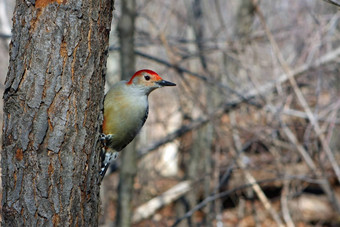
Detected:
left=323, top=0, right=340, bottom=7
left=252, top=0, right=340, bottom=184
left=230, top=112, right=284, bottom=227
left=171, top=175, right=326, bottom=227
left=132, top=181, right=192, bottom=223
left=138, top=45, right=340, bottom=157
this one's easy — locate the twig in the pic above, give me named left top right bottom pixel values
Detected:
left=171, top=175, right=324, bottom=227
left=264, top=105, right=340, bottom=212
left=230, top=112, right=284, bottom=227
left=136, top=44, right=340, bottom=156
left=265, top=104, right=340, bottom=124
left=135, top=50, right=261, bottom=107
left=281, top=179, right=295, bottom=227
left=323, top=0, right=340, bottom=7
left=132, top=181, right=192, bottom=223
left=252, top=0, right=340, bottom=184
left=138, top=101, right=234, bottom=157
left=242, top=45, right=340, bottom=100
left=281, top=123, right=317, bottom=171
left=138, top=116, right=209, bottom=157
left=0, top=32, right=11, bottom=39
left=110, top=45, right=340, bottom=109
left=132, top=166, right=234, bottom=223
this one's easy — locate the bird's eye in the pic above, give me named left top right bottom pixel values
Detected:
left=144, top=75, right=150, bottom=81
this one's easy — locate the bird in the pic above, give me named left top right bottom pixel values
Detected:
left=100, top=69, right=176, bottom=177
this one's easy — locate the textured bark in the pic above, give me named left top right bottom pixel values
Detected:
left=115, top=1, right=137, bottom=226
left=2, top=0, right=114, bottom=226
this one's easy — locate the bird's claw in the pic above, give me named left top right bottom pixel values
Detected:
left=100, top=133, right=106, bottom=141
left=100, top=133, right=113, bottom=147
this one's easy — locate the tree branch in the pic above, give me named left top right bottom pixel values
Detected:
left=252, top=0, right=340, bottom=184
left=137, top=44, right=340, bottom=157
left=132, top=181, right=192, bottom=223
left=323, top=0, right=340, bottom=7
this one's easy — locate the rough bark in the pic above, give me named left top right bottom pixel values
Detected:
left=2, top=0, right=114, bottom=226
left=115, top=0, right=137, bottom=227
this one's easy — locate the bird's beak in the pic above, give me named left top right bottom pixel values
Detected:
left=157, top=80, right=176, bottom=87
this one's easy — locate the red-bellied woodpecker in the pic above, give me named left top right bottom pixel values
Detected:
left=100, top=69, right=176, bottom=177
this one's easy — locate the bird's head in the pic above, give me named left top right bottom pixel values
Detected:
left=127, top=69, right=176, bottom=94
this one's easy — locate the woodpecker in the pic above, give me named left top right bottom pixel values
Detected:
left=100, top=69, right=176, bottom=177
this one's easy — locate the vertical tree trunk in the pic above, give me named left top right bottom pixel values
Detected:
left=2, top=0, right=114, bottom=226
left=180, top=1, right=215, bottom=226
left=115, top=1, right=136, bottom=227
left=224, top=0, right=254, bottom=82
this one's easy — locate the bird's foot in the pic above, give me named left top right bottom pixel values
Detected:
left=100, top=133, right=113, bottom=147
left=100, top=133, right=106, bottom=141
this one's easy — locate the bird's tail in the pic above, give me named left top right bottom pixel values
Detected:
left=99, top=149, right=119, bottom=179
left=99, top=133, right=119, bottom=181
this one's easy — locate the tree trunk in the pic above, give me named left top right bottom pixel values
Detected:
left=115, top=0, right=137, bottom=227
left=223, top=0, right=254, bottom=85
left=2, top=0, right=114, bottom=226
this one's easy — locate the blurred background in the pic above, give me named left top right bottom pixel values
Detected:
left=1, top=0, right=340, bottom=226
